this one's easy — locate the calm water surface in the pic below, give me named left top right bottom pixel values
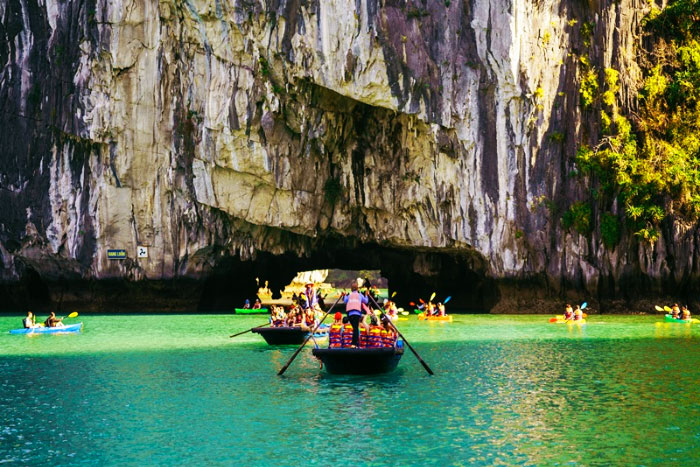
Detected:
left=1, top=314, right=699, bottom=465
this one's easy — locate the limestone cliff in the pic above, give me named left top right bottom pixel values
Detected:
left=0, top=0, right=690, bottom=312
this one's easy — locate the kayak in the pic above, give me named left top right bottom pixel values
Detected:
left=312, top=345, right=404, bottom=374
left=550, top=319, right=586, bottom=325
left=417, top=313, right=452, bottom=322
left=234, top=308, right=268, bottom=315
left=664, top=314, right=698, bottom=323
left=9, top=323, right=83, bottom=335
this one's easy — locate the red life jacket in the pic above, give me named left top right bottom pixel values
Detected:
left=342, top=323, right=354, bottom=347
left=359, top=327, right=369, bottom=348
left=368, top=326, right=382, bottom=348
left=329, top=323, right=343, bottom=348
left=381, top=329, right=395, bottom=347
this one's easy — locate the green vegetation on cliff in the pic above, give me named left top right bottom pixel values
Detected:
left=573, top=0, right=700, bottom=244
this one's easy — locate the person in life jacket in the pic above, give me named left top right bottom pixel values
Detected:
left=341, top=317, right=354, bottom=348
left=23, top=311, right=37, bottom=329
left=564, top=304, right=574, bottom=320
left=242, top=299, right=251, bottom=309
left=252, top=299, right=262, bottom=310
left=681, top=306, right=691, bottom=320
left=359, top=314, right=371, bottom=348
left=437, top=302, right=446, bottom=317
left=329, top=312, right=343, bottom=348
left=44, top=312, right=64, bottom=328
left=304, top=283, right=320, bottom=312
left=380, top=317, right=396, bottom=347
left=574, top=306, right=583, bottom=321
left=367, top=316, right=383, bottom=348
left=343, top=281, right=368, bottom=347
left=303, top=307, right=316, bottom=330
left=672, top=303, right=681, bottom=319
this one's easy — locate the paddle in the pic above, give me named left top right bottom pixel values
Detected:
left=278, top=294, right=344, bottom=376
left=366, top=294, right=434, bottom=375
left=655, top=305, right=664, bottom=312
left=664, top=305, right=672, bottom=312
left=229, top=321, right=271, bottom=338
left=430, top=292, right=436, bottom=302
left=444, top=296, right=452, bottom=304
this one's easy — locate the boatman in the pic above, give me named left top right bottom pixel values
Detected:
left=343, top=280, right=368, bottom=347
left=304, top=283, right=319, bottom=311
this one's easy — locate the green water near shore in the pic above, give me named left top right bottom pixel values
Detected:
left=1, top=314, right=699, bottom=465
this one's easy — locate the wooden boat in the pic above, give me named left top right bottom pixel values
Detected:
left=251, top=326, right=328, bottom=345
left=9, top=323, right=83, bottom=335
left=312, top=346, right=404, bottom=374
left=234, top=308, right=268, bottom=315
left=417, top=313, right=452, bottom=322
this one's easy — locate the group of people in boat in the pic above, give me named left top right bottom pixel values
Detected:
left=328, top=312, right=397, bottom=348
left=22, top=311, right=65, bottom=329
left=418, top=301, right=447, bottom=317
left=562, top=304, right=585, bottom=321
left=670, top=303, right=692, bottom=320
left=241, top=298, right=263, bottom=309
left=267, top=282, right=326, bottom=330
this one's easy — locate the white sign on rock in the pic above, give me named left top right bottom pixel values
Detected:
left=137, top=246, right=148, bottom=258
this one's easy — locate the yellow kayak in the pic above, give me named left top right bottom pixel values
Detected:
left=417, top=313, right=453, bottom=322
left=550, top=319, right=586, bottom=325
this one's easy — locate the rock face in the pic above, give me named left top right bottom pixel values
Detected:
left=0, top=0, right=691, bottom=312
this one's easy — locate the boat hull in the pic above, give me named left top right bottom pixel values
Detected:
left=251, top=326, right=327, bottom=345
left=9, top=323, right=83, bottom=335
left=664, top=314, right=696, bottom=323
left=312, top=347, right=404, bottom=374
left=417, top=313, right=452, bottom=322
left=234, top=308, right=268, bottom=315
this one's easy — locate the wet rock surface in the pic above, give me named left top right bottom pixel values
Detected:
left=0, top=0, right=695, bottom=312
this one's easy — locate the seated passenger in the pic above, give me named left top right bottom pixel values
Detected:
left=23, top=311, right=37, bottom=329
left=44, top=312, right=63, bottom=328
left=359, top=314, right=370, bottom=348
left=328, top=312, right=343, bottom=348
left=242, top=299, right=251, bottom=309
left=380, top=317, right=396, bottom=348
left=368, top=316, right=383, bottom=348
left=564, top=304, right=574, bottom=320
left=682, top=306, right=691, bottom=320
left=341, top=317, right=354, bottom=348
left=437, top=302, right=446, bottom=316
left=252, top=299, right=262, bottom=310
left=672, top=303, right=681, bottom=319
left=574, top=306, right=583, bottom=321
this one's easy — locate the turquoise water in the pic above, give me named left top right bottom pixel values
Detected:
left=1, top=314, right=699, bottom=465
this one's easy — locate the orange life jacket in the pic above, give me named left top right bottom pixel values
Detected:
left=359, top=327, right=369, bottom=348
left=342, top=323, right=354, bottom=347
left=368, top=326, right=382, bottom=348
left=329, top=323, right=343, bottom=348
left=381, top=328, right=395, bottom=347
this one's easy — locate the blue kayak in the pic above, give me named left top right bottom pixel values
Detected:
left=9, top=323, right=83, bottom=335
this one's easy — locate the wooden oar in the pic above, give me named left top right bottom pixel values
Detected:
left=230, top=321, right=270, bottom=338
left=278, top=294, right=344, bottom=376
left=367, top=295, right=434, bottom=375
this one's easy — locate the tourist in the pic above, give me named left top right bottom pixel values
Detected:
left=252, top=299, right=262, bottom=310
left=574, top=305, right=583, bottom=321
left=341, top=317, right=354, bottom=348
left=23, top=311, right=37, bottom=329
left=682, top=306, right=691, bottom=320
left=242, top=299, right=251, bottom=309
left=328, top=312, right=343, bottom=348
left=672, top=303, right=681, bottom=318
left=368, top=316, right=383, bottom=348
left=44, top=312, right=63, bottom=328
left=303, top=307, right=316, bottom=330
left=343, top=281, right=368, bottom=347
left=564, top=304, right=574, bottom=320
left=381, top=317, right=396, bottom=348
left=359, top=314, right=371, bottom=348
left=437, top=302, right=446, bottom=317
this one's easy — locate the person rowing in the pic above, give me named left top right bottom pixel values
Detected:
left=672, top=303, right=681, bottom=319
left=343, top=280, right=368, bottom=348
left=681, top=306, right=691, bottom=320
left=564, top=304, right=574, bottom=321
left=437, top=302, right=446, bottom=317
left=44, top=311, right=64, bottom=328
left=252, top=299, right=262, bottom=310
left=573, top=305, right=584, bottom=321
left=23, top=311, right=38, bottom=329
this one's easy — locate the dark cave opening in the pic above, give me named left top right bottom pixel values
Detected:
left=197, top=241, right=499, bottom=313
